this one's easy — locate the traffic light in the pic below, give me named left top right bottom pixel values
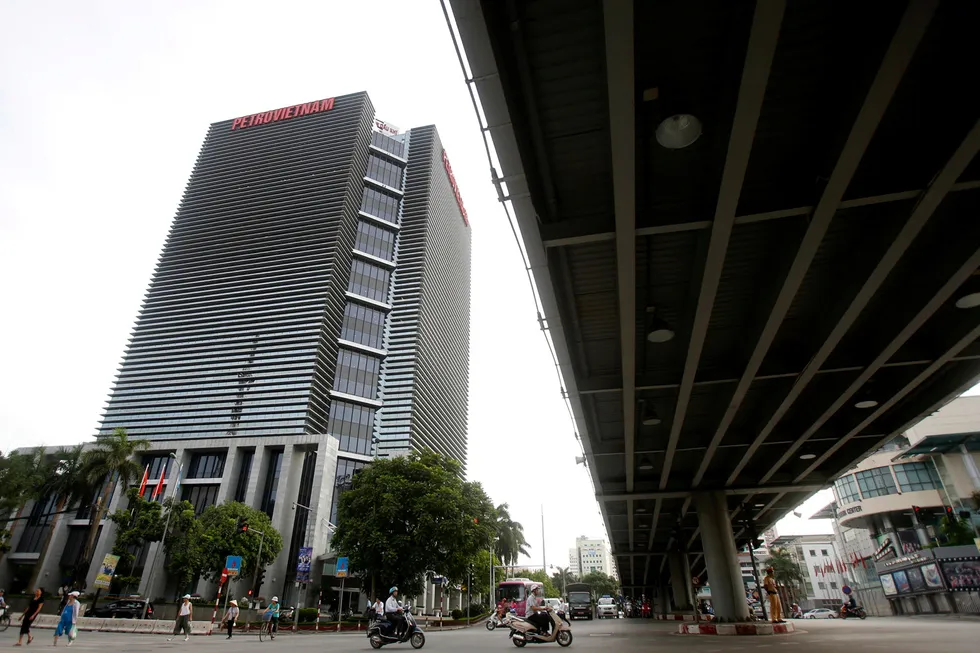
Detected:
left=254, top=567, right=266, bottom=595
left=236, top=517, right=249, bottom=534
left=911, top=505, right=922, bottom=521
left=945, top=506, right=955, bottom=519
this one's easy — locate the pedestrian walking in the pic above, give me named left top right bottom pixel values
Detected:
left=52, top=591, right=79, bottom=647
left=220, top=599, right=239, bottom=639
left=168, top=594, right=193, bottom=641
left=15, top=587, right=44, bottom=646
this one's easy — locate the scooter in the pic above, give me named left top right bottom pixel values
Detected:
left=508, top=608, right=572, bottom=648
left=486, top=610, right=508, bottom=631
left=839, top=604, right=867, bottom=620
left=368, top=603, right=426, bottom=649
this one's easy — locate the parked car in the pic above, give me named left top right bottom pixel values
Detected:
left=543, top=598, right=563, bottom=614
left=90, top=599, right=154, bottom=619
left=804, top=608, right=837, bottom=619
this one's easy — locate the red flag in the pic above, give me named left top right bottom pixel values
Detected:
left=814, top=565, right=820, bottom=577
left=861, top=556, right=867, bottom=569
left=138, top=465, right=150, bottom=497
left=152, top=461, right=167, bottom=499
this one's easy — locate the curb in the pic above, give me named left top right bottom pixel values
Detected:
left=678, top=621, right=796, bottom=635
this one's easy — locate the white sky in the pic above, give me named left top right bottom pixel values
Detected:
left=2, top=0, right=973, bottom=569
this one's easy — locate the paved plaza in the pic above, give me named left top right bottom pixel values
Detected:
left=4, top=616, right=979, bottom=652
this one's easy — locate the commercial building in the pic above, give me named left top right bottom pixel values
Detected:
left=569, top=536, right=616, bottom=579
left=764, top=531, right=850, bottom=610
left=0, top=91, right=472, bottom=608
left=814, top=395, right=980, bottom=615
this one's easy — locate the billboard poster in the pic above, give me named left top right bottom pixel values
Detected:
left=295, top=547, right=313, bottom=583
left=337, top=556, right=349, bottom=578
left=892, top=569, right=911, bottom=594
left=940, top=559, right=980, bottom=591
left=905, top=566, right=927, bottom=593
left=879, top=573, right=897, bottom=596
left=93, top=554, right=121, bottom=589
left=921, top=563, right=944, bottom=589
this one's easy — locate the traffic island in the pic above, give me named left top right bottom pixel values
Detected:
left=678, top=621, right=796, bottom=635
left=657, top=613, right=700, bottom=621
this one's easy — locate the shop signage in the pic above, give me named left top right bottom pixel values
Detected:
left=837, top=505, right=863, bottom=518
left=231, top=97, right=335, bottom=131
left=442, top=149, right=470, bottom=227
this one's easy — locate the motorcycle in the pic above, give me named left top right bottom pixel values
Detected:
left=839, top=604, right=867, bottom=620
left=508, top=608, right=572, bottom=648
left=368, top=603, right=426, bottom=649
left=486, top=610, right=508, bottom=631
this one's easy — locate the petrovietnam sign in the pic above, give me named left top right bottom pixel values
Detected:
left=442, top=149, right=469, bottom=227
left=231, top=97, right=335, bottom=131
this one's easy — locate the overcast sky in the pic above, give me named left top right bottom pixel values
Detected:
left=8, top=0, right=962, bottom=567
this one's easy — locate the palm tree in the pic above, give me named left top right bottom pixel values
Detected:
left=0, top=448, right=47, bottom=564
left=551, top=566, right=575, bottom=597
left=75, top=429, right=149, bottom=586
left=763, top=547, right=806, bottom=603
left=492, top=503, right=530, bottom=567
left=25, top=446, right=90, bottom=591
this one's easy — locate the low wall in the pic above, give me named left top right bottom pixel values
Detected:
left=27, top=614, right=214, bottom=636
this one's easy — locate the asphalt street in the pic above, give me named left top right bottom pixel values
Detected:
left=3, top=615, right=978, bottom=651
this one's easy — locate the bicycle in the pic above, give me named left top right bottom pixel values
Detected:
left=258, top=614, right=277, bottom=641
left=0, top=607, right=11, bottom=632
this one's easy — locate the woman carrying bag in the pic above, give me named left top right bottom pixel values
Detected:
left=52, top=591, right=80, bottom=646
left=221, top=599, right=240, bottom=639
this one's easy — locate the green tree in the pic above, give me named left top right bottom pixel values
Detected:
left=0, top=449, right=48, bottom=561
left=526, top=569, right=559, bottom=597
left=107, top=489, right=166, bottom=592
left=165, top=501, right=282, bottom=594
left=76, top=429, right=149, bottom=585
left=551, top=566, right=576, bottom=597
left=467, top=549, right=500, bottom=597
left=940, top=513, right=974, bottom=546
left=26, top=446, right=90, bottom=590
left=332, top=451, right=497, bottom=597
left=492, top=503, right=530, bottom=567
left=763, top=547, right=805, bottom=602
left=579, top=571, right=619, bottom=599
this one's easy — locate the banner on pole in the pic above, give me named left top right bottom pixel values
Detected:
left=296, top=547, right=314, bottom=582
left=336, top=556, right=349, bottom=578
left=225, top=555, right=243, bottom=576
left=93, top=554, right=121, bottom=589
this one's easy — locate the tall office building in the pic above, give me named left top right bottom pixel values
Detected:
left=1, top=92, right=471, bottom=603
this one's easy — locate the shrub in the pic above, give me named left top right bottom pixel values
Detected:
left=450, top=609, right=463, bottom=620
left=298, top=607, right=319, bottom=623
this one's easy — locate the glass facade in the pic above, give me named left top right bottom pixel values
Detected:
left=893, top=462, right=941, bottom=492
left=234, top=450, right=254, bottom=502
left=361, top=187, right=401, bottom=224
left=354, top=221, right=396, bottom=261
left=855, top=466, right=898, bottom=498
left=261, top=450, right=284, bottom=517
left=330, top=458, right=367, bottom=523
left=833, top=474, right=861, bottom=504
left=341, top=303, right=386, bottom=349
left=142, top=454, right=171, bottom=480
left=333, top=349, right=381, bottom=399
left=348, top=260, right=391, bottom=304
left=328, top=400, right=375, bottom=455
left=182, top=484, right=221, bottom=516
left=186, top=452, right=226, bottom=479
left=371, top=130, right=406, bottom=158
left=366, top=155, right=404, bottom=190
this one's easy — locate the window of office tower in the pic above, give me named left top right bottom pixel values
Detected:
left=354, top=221, right=396, bottom=261
left=261, top=450, right=284, bottom=517
left=366, top=155, right=404, bottom=190
left=327, top=400, right=374, bottom=456
left=361, top=187, right=400, bottom=224
left=341, top=302, right=386, bottom=349
left=348, top=260, right=391, bottom=304
left=334, top=348, right=381, bottom=399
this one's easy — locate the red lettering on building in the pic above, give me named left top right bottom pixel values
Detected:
left=442, top=149, right=469, bottom=227
left=230, top=97, right=336, bottom=131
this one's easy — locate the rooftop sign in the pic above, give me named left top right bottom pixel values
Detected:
left=442, top=149, right=469, bottom=227
left=231, top=97, right=335, bottom=131
left=374, top=119, right=399, bottom=135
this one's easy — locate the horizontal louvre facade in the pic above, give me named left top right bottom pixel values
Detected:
left=99, top=92, right=375, bottom=440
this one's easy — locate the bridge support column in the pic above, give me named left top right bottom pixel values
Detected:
left=668, top=552, right=694, bottom=612
left=695, top=491, right=751, bottom=623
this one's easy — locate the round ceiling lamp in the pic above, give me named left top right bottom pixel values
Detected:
left=641, top=403, right=662, bottom=426
left=854, top=400, right=879, bottom=409
left=955, top=292, right=980, bottom=309
left=799, top=453, right=816, bottom=460
left=638, top=457, right=655, bottom=471
left=656, top=114, right=703, bottom=149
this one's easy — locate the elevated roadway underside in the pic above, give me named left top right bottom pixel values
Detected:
left=447, top=0, right=980, bottom=596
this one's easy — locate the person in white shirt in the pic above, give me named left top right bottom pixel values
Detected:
left=372, top=597, right=384, bottom=620
left=384, top=587, right=405, bottom=636
left=168, top=595, right=193, bottom=641
left=525, top=586, right=551, bottom=636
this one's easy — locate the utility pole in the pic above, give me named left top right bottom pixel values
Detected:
left=541, top=505, right=546, bottom=571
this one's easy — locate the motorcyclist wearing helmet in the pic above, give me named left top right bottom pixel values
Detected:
left=385, top=586, right=406, bottom=636
left=525, top=586, right=551, bottom=636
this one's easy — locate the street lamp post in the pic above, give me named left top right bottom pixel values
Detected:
left=141, top=453, right=183, bottom=620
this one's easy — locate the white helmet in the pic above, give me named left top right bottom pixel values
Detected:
left=272, top=596, right=279, bottom=602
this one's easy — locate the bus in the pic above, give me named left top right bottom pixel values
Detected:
left=495, top=578, right=542, bottom=617
left=565, top=582, right=593, bottom=620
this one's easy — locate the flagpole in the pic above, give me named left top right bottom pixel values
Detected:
left=141, top=454, right=183, bottom=620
